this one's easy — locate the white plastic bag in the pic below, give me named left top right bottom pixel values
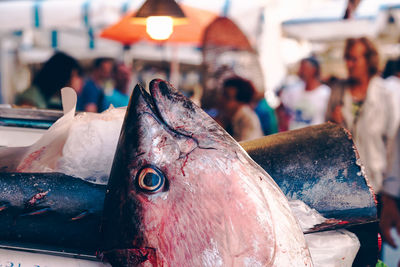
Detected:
left=289, top=200, right=360, bottom=267
left=16, top=88, right=77, bottom=172
left=56, top=108, right=124, bottom=184
left=0, top=87, right=125, bottom=184
left=0, top=87, right=76, bottom=172
left=305, top=230, right=360, bottom=267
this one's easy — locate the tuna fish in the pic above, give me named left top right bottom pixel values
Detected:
left=100, top=79, right=312, bottom=266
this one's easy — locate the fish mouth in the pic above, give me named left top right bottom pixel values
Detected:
left=136, top=80, right=165, bottom=126
left=102, top=247, right=157, bottom=266
left=136, top=79, right=194, bottom=138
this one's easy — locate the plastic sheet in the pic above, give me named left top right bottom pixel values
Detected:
left=290, top=200, right=360, bottom=267
left=0, top=88, right=125, bottom=184
left=305, top=230, right=360, bottom=267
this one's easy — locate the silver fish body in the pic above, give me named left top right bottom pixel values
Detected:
left=100, top=79, right=312, bottom=266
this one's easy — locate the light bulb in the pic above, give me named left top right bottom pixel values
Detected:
left=146, top=16, right=173, bottom=40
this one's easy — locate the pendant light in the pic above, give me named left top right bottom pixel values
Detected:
left=133, top=0, right=187, bottom=41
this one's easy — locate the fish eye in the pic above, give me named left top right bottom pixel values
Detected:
left=136, top=166, right=166, bottom=194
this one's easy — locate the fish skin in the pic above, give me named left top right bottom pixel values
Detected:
left=0, top=172, right=105, bottom=252
left=100, top=79, right=313, bottom=266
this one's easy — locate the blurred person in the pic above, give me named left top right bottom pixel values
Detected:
left=254, top=92, right=278, bottom=135
left=275, top=85, right=290, bottom=132
left=188, top=83, right=203, bottom=107
left=380, top=59, right=400, bottom=265
left=280, top=57, right=331, bottom=130
left=15, top=52, right=83, bottom=109
left=77, top=57, right=114, bottom=113
left=325, top=75, right=340, bottom=88
left=326, top=37, right=394, bottom=193
left=385, top=58, right=400, bottom=131
left=218, top=76, right=263, bottom=142
left=103, top=63, right=131, bottom=109
left=380, top=126, right=400, bottom=266
left=383, top=59, right=399, bottom=79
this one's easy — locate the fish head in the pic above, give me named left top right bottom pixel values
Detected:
left=101, top=79, right=310, bottom=266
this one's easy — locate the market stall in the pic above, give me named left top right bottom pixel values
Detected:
left=0, top=83, right=378, bottom=266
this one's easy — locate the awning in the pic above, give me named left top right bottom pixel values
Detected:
left=0, top=0, right=134, bottom=31
left=281, top=0, right=396, bottom=41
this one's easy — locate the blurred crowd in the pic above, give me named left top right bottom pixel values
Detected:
left=15, top=53, right=132, bottom=112
left=14, top=36, right=400, bottom=256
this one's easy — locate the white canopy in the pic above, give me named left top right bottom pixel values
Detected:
left=282, top=0, right=399, bottom=41
left=0, top=0, right=134, bottom=31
